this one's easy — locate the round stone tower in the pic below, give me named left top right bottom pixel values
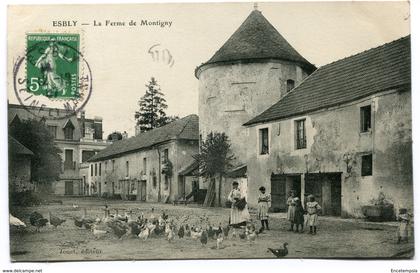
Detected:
left=195, top=9, right=315, bottom=164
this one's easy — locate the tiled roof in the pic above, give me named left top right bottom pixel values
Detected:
left=178, top=160, right=199, bottom=176
left=244, top=35, right=411, bottom=126
left=9, top=136, right=34, bottom=156
left=195, top=10, right=315, bottom=77
left=88, top=114, right=199, bottom=162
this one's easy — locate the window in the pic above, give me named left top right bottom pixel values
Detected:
left=95, top=163, right=97, bottom=176
left=153, top=175, right=157, bottom=188
left=112, top=160, right=115, bottom=172
left=259, top=128, right=269, bottom=155
left=286, top=79, right=295, bottom=92
left=143, top=158, right=147, bottom=174
left=360, top=105, right=372, bottom=132
left=47, top=125, right=57, bottom=138
left=64, top=149, right=74, bottom=170
left=82, top=150, right=96, bottom=162
left=90, top=164, right=93, bottom=176
left=361, top=154, right=373, bottom=176
left=164, top=149, right=169, bottom=161
left=99, top=163, right=102, bottom=176
left=126, top=161, right=129, bottom=177
left=64, top=127, right=74, bottom=140
left=295, top=119, right=306, bottom=149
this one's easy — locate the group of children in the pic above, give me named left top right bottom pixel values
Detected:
left=257, top=187, right=322, bottom=235
left=286, top=190, right=321, bottom=234
left=257, top=187, right=412, bottom=243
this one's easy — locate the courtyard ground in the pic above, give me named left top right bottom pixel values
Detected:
left=9, top=197, right=414, bottom=261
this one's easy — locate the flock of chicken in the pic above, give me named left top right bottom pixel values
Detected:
left=9, top=204, right=289, bottom=257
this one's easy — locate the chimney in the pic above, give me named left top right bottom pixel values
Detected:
left=80, top=110, right=86, bottom=137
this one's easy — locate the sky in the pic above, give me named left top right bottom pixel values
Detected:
left=7, top=2, right=410, bottom=137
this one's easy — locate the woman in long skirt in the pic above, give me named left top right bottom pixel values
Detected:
left=286, top=190, right=296, bottom=231
left=228, top=181, right=250, bottom=227
left=257, top=186, right=271, bottom=230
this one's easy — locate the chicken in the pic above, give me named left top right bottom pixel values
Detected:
left=29, top=212, right=48, bottom=232
left=74, top=217, right=84, bottom=228
left=9, top=214, right=26, bottom=227
left=138, top=227, right=150, bottom=240
left=216, top=233, right=224, bottom=249
left=178, top=225, right=185, bottom=238
left=83, top=219, right=95, bottom=230
left=222, top=225, right=230, bottom=238
left=231, top=229, right=237, bottom=239
left=200, top=230, right=208, bottom=246
left=207, top=225, right=215, bottom=239
left=161, top=210, right=169, bottom=221
left=191, top=227, right=202, bottom=240
left=268, top=243, right=289, bottom=258
left=167, top=227, right=175, bottom=243
left=215, top=224, right=223, bottom=237
left=108, top=220, right=128, bottom=239
left=72, top=204, right=79, bottom=209
left=128, top=221, right=141, bottom=236
left=247, top=231, right=257, bottom=242
left=49, top=212, right=66, bottom=228
left=185, top=224, right=191, bottom=237
left=91, top=223, right=109, bottom=239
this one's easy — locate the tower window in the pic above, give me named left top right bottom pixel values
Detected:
left=286, top=79, right=295, bottom=92
left=295, top=119, right=306, bottom=149
left=360, top=105, right=372, bottom=132
left=259, top=128, right=269, bottom=155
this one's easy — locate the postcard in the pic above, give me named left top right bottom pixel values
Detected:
left=6, top=1, right=413, bottom=262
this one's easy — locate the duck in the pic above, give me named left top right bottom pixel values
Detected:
left=268, top=243, right=289, bottom=258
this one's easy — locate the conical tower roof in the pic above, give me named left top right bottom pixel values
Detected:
left=195, top=10, right=316, bottom=78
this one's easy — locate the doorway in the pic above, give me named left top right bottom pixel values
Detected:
left=65, top=181, right=74, bottom=195
left=270, top=174, right=301, bottom=212
left=178, top=176, right=186, bottom=199
left=140, top=180, right=147, bottom=201
left=304, top=173, right=342, bottom=216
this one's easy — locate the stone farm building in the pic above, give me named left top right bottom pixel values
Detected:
left=244, top=36, right=411, bottom=218
left=196, top=9, right=412, bottom=217
left=8, top=104, right=111, bottom=195
left=87, top=114, right=199, bottom=202
left=8, top=135, right=34, bottom=193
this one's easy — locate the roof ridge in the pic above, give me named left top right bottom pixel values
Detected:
left=243, top=34, right=410, bottom=126
left=317, top=35, right=410, bottom=70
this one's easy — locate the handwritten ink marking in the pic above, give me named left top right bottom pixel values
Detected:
left=148, top=44, right=175, bottom=67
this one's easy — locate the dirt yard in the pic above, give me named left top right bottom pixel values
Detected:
left=9, top=197, right=414, bottom=261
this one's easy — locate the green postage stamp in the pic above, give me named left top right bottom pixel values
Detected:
left=26, top=33, right=80, bottom=99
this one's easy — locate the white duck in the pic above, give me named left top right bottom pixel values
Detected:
left=9, top=214, right=26, bottom=227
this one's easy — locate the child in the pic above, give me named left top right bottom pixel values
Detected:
left=286, top=190, right=296, bottom=231
left=397, top=208, right=411, bottom=243
left=293, top=197, right=305, bottom=233
left=257, top=186, right=271, bottom=230
left=306, top=195, right=321, bottom=235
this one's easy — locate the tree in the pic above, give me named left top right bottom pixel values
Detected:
left=9, top=119, right=62, bottom=185
left=193, top=132, right=235, bottom=207
left=135, top=77, right=176, bottom=132
left=107, top=131, right=123, bottom=141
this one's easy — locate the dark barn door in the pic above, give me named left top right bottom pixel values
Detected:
left=65, top=181, right=74, bottom=195
left=140, top=181, right=147, bottom=201
left=271, top=174, right=287, bottom=212
left=304, top=173, right=342, bottom=216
